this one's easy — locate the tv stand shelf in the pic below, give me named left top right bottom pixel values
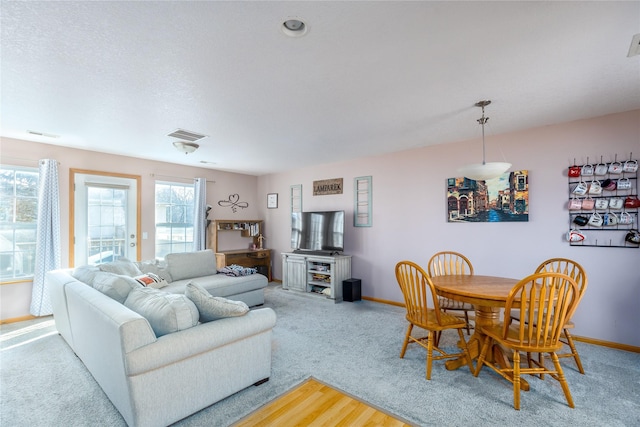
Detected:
left=281, top=252, right=352, bottom=302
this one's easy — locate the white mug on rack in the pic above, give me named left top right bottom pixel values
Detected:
left=566, top=228, right=586, bottom=242
left=623, top=159, right=638, bottom=173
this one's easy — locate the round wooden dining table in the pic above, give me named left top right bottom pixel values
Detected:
left=431, top=274, right=530, bottom=390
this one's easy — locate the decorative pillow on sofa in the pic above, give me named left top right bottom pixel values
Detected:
left=98, top=257, right=142, bottom=277
left=135, top=259, right=173, bottom=283
left=124, top=287, right=199, bottom=337
left=92, top=272, right=143, bottom=303
left=185, top=281, right=249, bottom=323
left=165, top=249, right=217, bottom=282
left=71, top=264, right=101, bottom=285
left=134, top=273, right=168, bottom=289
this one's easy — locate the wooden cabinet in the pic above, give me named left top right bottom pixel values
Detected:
left=282, top=252, right=352, bottom=302
left=215, top=249, right=271, bottom=281
left=210, top=219, right=271, bottom=280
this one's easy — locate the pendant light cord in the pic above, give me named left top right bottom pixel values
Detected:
left=477, top=103, right=489, bottom=166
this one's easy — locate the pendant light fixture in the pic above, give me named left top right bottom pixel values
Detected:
left=457, top=100, right=511, bottom=181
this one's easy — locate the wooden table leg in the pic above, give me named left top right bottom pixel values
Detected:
left=445, top=305, right=530, bottom=391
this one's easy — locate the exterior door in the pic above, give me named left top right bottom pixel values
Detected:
left=71, top=170, right=140, bottom=266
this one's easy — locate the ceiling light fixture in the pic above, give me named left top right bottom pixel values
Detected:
left=281, top=18, right=308, bottom=37
left=173, top=141, right=199, bottom=154
left=457, top=100, right=511, bottom=181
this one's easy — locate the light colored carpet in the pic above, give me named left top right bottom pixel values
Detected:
left=2, top=283, right=639, bottom=426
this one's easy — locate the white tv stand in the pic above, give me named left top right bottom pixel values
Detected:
left=281, top=252, right=352, bottom=302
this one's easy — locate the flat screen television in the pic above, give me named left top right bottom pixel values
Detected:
left=291, top=210, right=345, bottom=254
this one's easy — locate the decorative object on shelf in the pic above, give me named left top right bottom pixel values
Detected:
left=257, top=234, right=265, bottom=250
left=172, top=141, right=199, bottom=154
left=446, top=170, right=529, bottom=223
left=217, top=194, right=248, bottom=213
left=313, top=178, right=343, bottom=196
left=267, top=193, right=278, bottom=209
left=457, top=100, right=511, bottom=181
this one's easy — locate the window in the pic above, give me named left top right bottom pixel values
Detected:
left=0, top=166, right=39, bottom=281
left=155, top=182, right=194, bottom=258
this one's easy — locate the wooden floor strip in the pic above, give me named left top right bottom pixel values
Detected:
left=232, top=378, right=413, bottom=427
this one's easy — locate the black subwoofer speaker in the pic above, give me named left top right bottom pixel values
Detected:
left=343, top=278, right=361, bottom=302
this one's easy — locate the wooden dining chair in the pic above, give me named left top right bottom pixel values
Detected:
left=474, top=272, right=579, bottom=410
left=427, top=251, right=475, bottom=339
left=395, top=260, right=474, bottom=380
left=510, top=258, right=588, bottom=375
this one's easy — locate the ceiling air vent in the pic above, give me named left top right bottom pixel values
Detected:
left=167, top=129, right=208, bottom=142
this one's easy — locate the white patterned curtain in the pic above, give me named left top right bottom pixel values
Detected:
left=30, top=159, right=61, bottom=316
left=193, top=178, right=207, bottom=251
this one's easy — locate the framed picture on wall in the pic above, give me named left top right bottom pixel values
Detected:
left=446, top=170, right=529, bottom=222
left=267, top=193, right=278, bottom=209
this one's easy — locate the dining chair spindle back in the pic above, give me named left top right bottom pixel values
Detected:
left=511, top=258, right=588, bottom=375
left=427, top=251, right=475, bottom=337
left=474, top=272, right=580, bottom=410
left=395, top=260, right=474, bottom=380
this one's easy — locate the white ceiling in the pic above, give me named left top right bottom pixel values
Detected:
left=2, top=1, right=639, bottom=176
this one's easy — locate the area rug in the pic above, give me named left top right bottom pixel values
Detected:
left=2, top=283, right=639, bottom=427
left=231, top=377, right=413, bottom=426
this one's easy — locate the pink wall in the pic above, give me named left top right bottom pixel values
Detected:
left=2, top=110, right=639, bottom=346
left=258, top=110, right=640, bottom=347
left=0, top=137, right=259, bottom=320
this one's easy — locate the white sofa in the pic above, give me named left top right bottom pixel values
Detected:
left=46, top=251, right=276, bottom=427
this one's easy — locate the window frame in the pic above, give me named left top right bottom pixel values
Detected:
left=0, top=165, right=39, bottom=282
left=154, top=180, right=196, bottom=259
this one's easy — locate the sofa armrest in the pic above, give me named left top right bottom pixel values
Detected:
left=125, top=307, right=276, bottom=376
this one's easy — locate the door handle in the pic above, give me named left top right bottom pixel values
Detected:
left=130, top=243, right=136, bottom=247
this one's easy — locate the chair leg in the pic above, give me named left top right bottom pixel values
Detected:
left=513, top=351, right=521, bottom=410
left=550, top=352, right=575, bottom=408
left=563, top=329, right=585, bottom=374
left=464, top=311, right=470, bottom=335
left=538, top=352, right=546, bottom=379
left=400, top=324, right=413, bottom=358
left=457, top=328, right=474, bottom=374
left=434, top=331, right=441, bottom=347
left=474, top=335, right=492, bottom=377
left=426, top=331, right=434, bottom=380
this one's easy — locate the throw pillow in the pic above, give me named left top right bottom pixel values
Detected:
left=92, top=272, right=143, bottom=303
left=185, top=281, right=249, bottom=323
left=71, top=265, right=101, bottom=286
left=98, top=257, right=142, bottom=277
left=134, top=273, right=168, bottom=289
left=124, top=287, right=199, bottom=337
left=165, top=249, right=217, bottom=281
left=135, top=259, right=173, bottom=283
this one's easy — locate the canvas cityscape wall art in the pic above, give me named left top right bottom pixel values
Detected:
left=447, top=170, right=529, bottom=222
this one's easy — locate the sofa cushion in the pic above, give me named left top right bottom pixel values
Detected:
left=165, top=249, right=217, bottom=281
left=163, top=273, right=267, bottom=297
left=185, top=282, right=249, bottom=322
left=124, top=287, right=199, bottom=337
left=71, top=264, right=101, bottom=285
left=98, top=257, right=142, bottom=277
left=92, top=272, right=143, bottom=303
left=135, top=259, right=173, bottom=283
